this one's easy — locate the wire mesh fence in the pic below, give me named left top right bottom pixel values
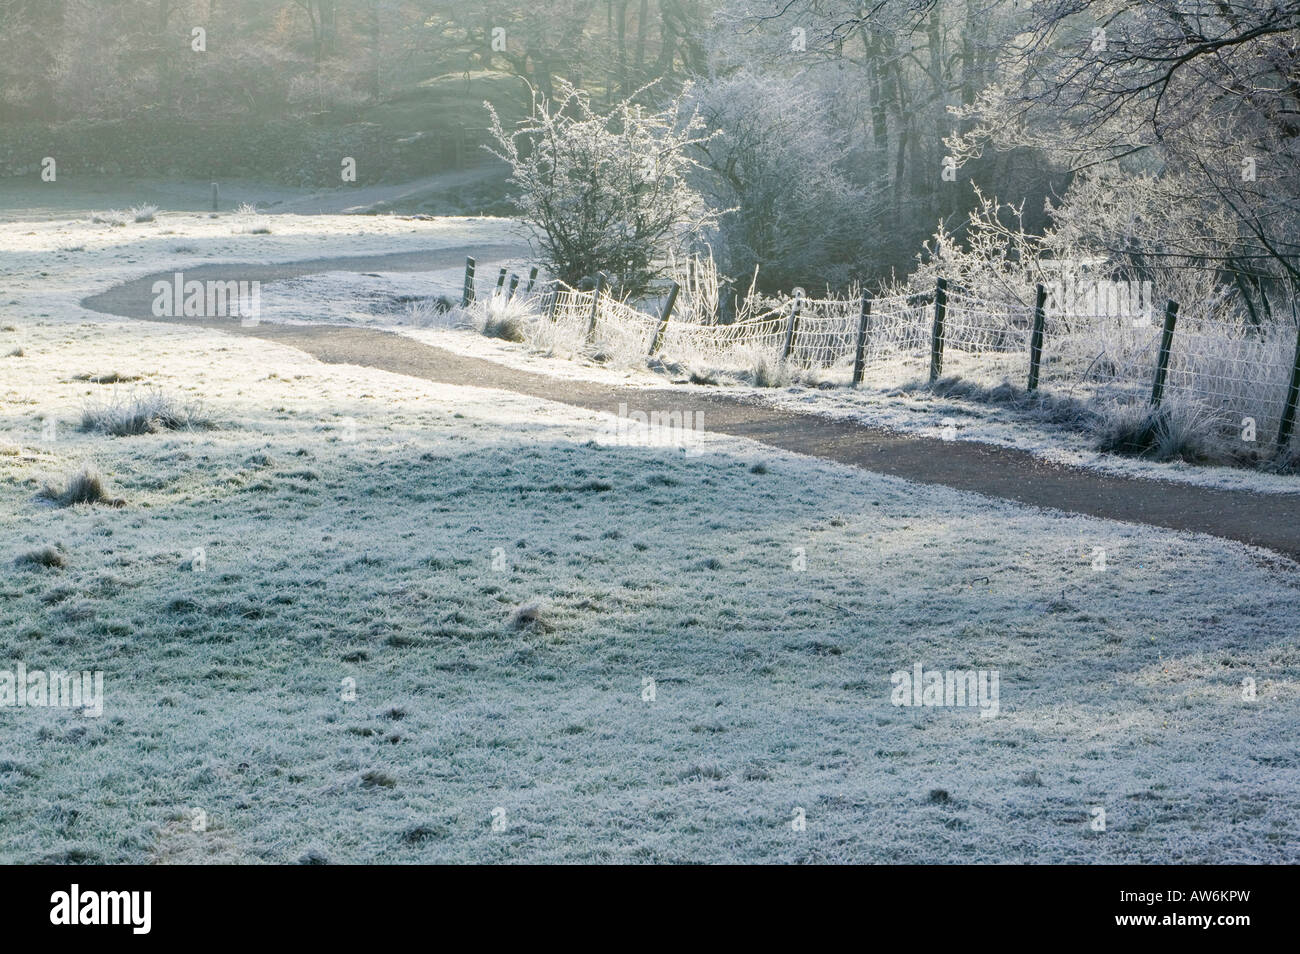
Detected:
left=1037, top=308, right=1165, bottom=406
left=658, top=309, right=788, bottom=368
left=1166, top=316, right=1297, bottom=439
left=458, top=259, right=1300, bottom=450
left=855, top=292, right=934, bottom=385
left=938, top=287, right=1036, bottom=389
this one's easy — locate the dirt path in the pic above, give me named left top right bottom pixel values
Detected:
left=82, top=248, right=1300, bottom=562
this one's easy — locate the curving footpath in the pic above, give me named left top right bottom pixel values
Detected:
left=82, top=246, right=1300, bottom=562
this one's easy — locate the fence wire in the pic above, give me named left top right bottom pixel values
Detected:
left=1166, top=316, right=1296, bottom=437
left=469, top=273, right=1300, bottom=448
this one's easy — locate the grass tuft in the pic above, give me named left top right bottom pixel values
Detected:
left=91, top=210, right=131, bottom=227
left=15, top=545, right=66, bottom=569
left=906, top=375, right=1101, bottom=432
left=39, top=465, right=124, bottom=508
left=750, top=354, right=792, bottom=388
left=1094, top=401, right=1218, bottom=463
left=81, top=389, right=206, bottom=436
left=481, top=312, right=525, bottom=342
left=72, top=371, right=142, bottom=385
left=508, top=602, right=548, bottom=631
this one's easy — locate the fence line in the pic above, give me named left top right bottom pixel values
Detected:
left=458, top=260, right=1300, bottom=450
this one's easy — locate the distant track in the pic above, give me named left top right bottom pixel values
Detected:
left=83, top=247, right=1300, bottom=562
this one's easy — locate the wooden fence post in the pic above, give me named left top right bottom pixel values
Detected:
left=649, top=282, right=680, bottom=356
left=1027, top=283, right=1048, bottom=392
left=585, top=275, right=603, bottom=343
left=1274, top=320, right=1300, bottom=449
left=211, top=182, right=219, bottom=212
left=507, top=273, right=520, bottom=299
left=545, top=282, right=561, bottom=322
left=525, top=266, right=539, bottom=294
left=852, top=293, right=872, bottom=387
left=495, top=267, right=507, bottom=295
left=461, top=256, right=476, bottom=307
left=781, top=291, right=804, bottom=362
left=1149, top=299, right=1180, bottom=407
left=928, top=277, right=948, bottom=382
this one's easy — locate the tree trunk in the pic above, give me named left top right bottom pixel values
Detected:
left=616, top=0, right=628, bottom=98
left=633, top=0, right=648, bottom=83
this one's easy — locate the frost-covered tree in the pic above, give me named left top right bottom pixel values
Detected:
left=486, top=80, right=719, bottom=295
left=953, top=0, right=1300, bottom=301
left=691, top=69, right=880, bottom=290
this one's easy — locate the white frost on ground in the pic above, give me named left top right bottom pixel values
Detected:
left=0, top=210, right=527, bottom=330
left=0, top=311, right=1297, bottom=863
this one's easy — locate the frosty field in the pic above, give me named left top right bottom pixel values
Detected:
left=1, top=213, right=1297, bottom=864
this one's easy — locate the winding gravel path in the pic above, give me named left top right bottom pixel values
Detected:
left=82, top=247, right=1300, bottom=561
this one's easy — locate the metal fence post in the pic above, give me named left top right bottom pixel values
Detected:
left=1149, top=299, right=1180, bottom=407
left=928, top=277, right=948, bottom=382
left=1027, top=283, right=1048, bottom=392
left=852, top=293, right=872, bottom=387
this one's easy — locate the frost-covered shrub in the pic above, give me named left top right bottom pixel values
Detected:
left=486, top=80, right=718, bottom=297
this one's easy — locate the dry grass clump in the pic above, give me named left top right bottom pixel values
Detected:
left=750, top=353, right=792, bottom=388
left=395, top=296, right=457, bottom=327
left=1261, top=442, right=1300, bottom=473
left=904, top=375, right=1101, bottom=432
left=508, top=602, right=549, bottom=631
left=80, top=389, right=206, bottom=436
left=1094, top=400, right=1220, bottom=463
left=232, top=203, right=272, bottom=234
left=39, top=465, right=125, bottom=508
left=481, top=311, right=526, bottom=342
left=675, top=346, right=795, bottom=389
left=15, top=545, right=66, bottom=569
left=72, top=371, right=142, bottom=384
left=469, top=296, right=530, bottom=343
left=91, top=209, right=132, bottom=227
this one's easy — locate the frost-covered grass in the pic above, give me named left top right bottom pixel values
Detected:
left=90, top=210, right=132, bottom=227
left=0, top=207, right=524, bottom=338
left=0, top=317, right=1297, bottom=863
left=0, top=210, right=1294, bottom=862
